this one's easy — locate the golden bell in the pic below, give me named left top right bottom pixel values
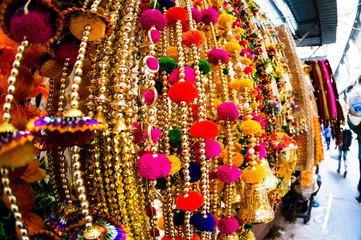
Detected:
left=278, top=178, right=292, bottom=197
left=217, top=232, right=240, bottom=240
left=260, top=158, right=278, bottom=191
left=240, top=229, right=255, bottom=240
left=237, top=182, right=274, bottom=224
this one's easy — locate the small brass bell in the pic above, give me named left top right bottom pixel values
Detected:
left=237, top=182, right=274, bottom=224
left=217, top=232, right=240, bottom=240
left=240, top=229, right=256, bottom=240
left=260, top=158, right=278, bottom=192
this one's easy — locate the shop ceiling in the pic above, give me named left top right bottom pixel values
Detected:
left=271, top=0, right=338, bottom=47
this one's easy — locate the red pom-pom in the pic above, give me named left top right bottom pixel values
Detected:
left=211, top=214, right=218, bottom=227
left=149, top=228, right=160, bottom=237
left=190, top=120, right=218, bottom=140
left=139, top=3, right=150, bottom=13
left=146, top=206, right=157, bottom=218
left=182, top=30, right=205, bottom=48
left=168, top=81, right=198, bottom=104
left=209, top=171, right=217, bottom=180
left=191, top=104, right=199, bottom=121
left=244, top=66, right=253, bottom=74
left=162, top=237, right=183, bottom=240
left=176, top=191, right=204, bottom=211
left=165, top=7, right=188, bottom=25
left=183, top=234, right=200, bottom=240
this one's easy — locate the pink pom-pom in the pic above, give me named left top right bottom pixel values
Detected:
left=194, top=140, right=221, bottom=159
left=247, top=53, right=253, bottom=60
left=201, top=8, right=218, bottom=25
left=217, top=102, right=240, bottom=121
left=144, top=128, right=162, bottom=144
left=207, top=49, right=229, bottom=65
left=149, top=29, right=161, bottom=43
left=241, top=48, right=248, bottom=56
left=132, top=122, right=144, bottom=144
left=217, top=166, right=241, bottom=183
left=144, top=89, right=158, bottom=105
left=168, top=67, right=196, bottom=85
left=10, top=10, right=53, bottom=44
left=257, top=142, right=266, bottom=159
left=192, top=8, right=202, bottom=24
left=252, top=115, right=266, bottom=128
left=138, top=153, right=171, bottom=180
left=146, top=57, right=159, bottom=71
left=55, top=42, right=79, bottom=65
left=217, top=217, right=239, bottom=234
left=140, top=9, right=167, bottom=31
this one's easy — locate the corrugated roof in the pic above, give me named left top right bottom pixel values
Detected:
left=284, top=0, right=338, bottom=46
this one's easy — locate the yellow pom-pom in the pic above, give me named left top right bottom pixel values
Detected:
left=223, top=152, right=244, bottom=167
left=235, top=27, right=245, bottom=34
left=241, top=58, right=252, bottom=65
left=218, top=141, right=225, bottom=150
left=240, top=120, right=262, bottom=135
left=167, top=46, right=178, bottom=61
left=230, top=78, right=254, bottom=91
left=251, top=102, right=259, bottom=109
left=214, top=98, right=223, bottom=108
left=242, top=165, right=266, bottom=183
left=157, top=216, right=165, bottom=231
left=218, top=14, right=235, bottom=28
left=169, top=155, right=181, bottom=175
left=224, top=42, right=242, bottom=56
left=69, top=13, right=107, bottom=41
left=234, top=143, right=242, bottom=152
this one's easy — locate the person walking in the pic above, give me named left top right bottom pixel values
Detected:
left=337, top=127, right=352, bottom=178
left=324, top=126, right=332, bottom=150
left=347, top=114, right=361, bottom=202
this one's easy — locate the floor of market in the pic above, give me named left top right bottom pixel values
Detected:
left=265, top=137, right=361, bottom=240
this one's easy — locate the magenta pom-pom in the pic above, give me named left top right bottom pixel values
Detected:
left=144, top=89, right=158, bottom=105
left=55, top=42, right=79, bottom=65
left=138, top=153, right=171, bottom=180
left=146, top=57, right=159, bottom=71
left=132, top=122, right=144, bottom=144
left=192, top=8, right=202, bottom=24
left=140, top=9, right=167, bottom=31
left=207, top=49, right=229, bottom=65
left=217, top=102, right=240, bottom=121
left=217, top=217, right=239, bottom=234
left=149, top=29, right=161, bottom=43
left=241, top=48, right=248, bottom=56
left=144, top=128, right=162, bottom=144
left=194, top=140, right=221, bottom=159
left=168, top=67, right=196, bottom=85
left=201, top=8, right=218, bottom=25
left=10, top=10, right=53, bottom=44
left=217, top=166, right=241, bottom=183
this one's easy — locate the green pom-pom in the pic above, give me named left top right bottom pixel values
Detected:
left=149, top=1, right=160, bottom=9
left=159, top=57, right=177, bottom=74
left=223, top=68, right=229, bottom=75
left=240, top=149, right=247, bottom=155
left=238, top=138, right=247, bottom=144
left=244, top=224, right=254, bottom=230
left=155, top=177, right=167, bottom=190
left=191, top=60, right=211, bottom=75
left=169, top=128, right=182, bottom=148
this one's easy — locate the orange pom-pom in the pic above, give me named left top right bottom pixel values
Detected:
left=165, top=7, right=188, bottom=25
left=183, top=234, right=201, bottom=240
left=242, top=165, right=266, bottom=184
left=176, top=191, right=204, bottom=211
left=182, top=30, right=205, bottom=48
left=168, top=81, right=198, bottom=104
left=190, top=120, right=218, bottom=140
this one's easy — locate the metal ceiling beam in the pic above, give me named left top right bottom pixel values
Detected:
left=296, top=21, right=320, bottom=46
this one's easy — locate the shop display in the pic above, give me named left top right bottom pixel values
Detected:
left=0, top=0, right=323, bottom=239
